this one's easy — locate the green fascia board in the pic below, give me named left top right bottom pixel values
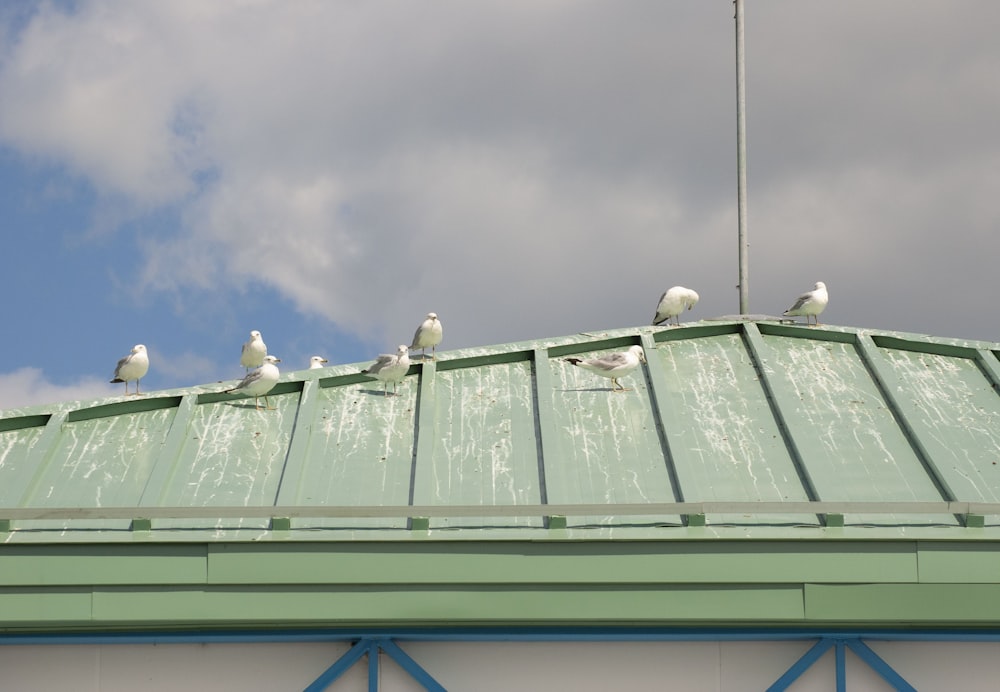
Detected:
left=203, top=541, right=920, bottom=586
left=0, top=545, right=207, bottom=586
left=9, top=584, right=800, bottom=628
left=917, top=541, right=1000, bottom=583
left=0, top=540, right=941, bottom=588
left=6, top=582, right=1000, bottom=630
left=804, top=583, right=1000, bottom=622
left=0, top=587, right=93, bottom=623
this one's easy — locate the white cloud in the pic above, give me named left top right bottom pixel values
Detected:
left=1, top=0, right=999, bottom=351
left=0, top=368, right=114, bottom=411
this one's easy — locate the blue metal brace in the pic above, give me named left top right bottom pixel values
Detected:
left=304, top=639, right=373, bottom=692
left=767, top=638, right=834, bottom=691
left=768, top=637, right=917, bottom=692
left=303, top=637, right=447, bottom=692
left=846, top=639, right=918, bottom=692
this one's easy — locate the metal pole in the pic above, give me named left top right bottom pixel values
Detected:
left=735, top=0, right=750, bottom=314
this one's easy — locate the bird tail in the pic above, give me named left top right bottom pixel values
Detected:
left=565, top=358, right=583, bottom=366
left=110, top=378, right=124, bottom=383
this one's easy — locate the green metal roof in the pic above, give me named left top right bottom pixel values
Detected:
left=2, top=319, right=1000, bottom=543
left=4, top=320, right=1000, bottom=633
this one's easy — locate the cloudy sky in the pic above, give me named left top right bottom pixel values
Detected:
left=1, top=0, right=998, bottom=410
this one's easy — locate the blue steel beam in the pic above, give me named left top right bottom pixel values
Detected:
left=379, top=638, right=447, bottom=692
left=835, top=640, right=846, bottom=692
left=304, top=639, right=372, bottom=692
left=846, top=639, right=917, bottom=692
left=766, top=638, right=834, bottom=691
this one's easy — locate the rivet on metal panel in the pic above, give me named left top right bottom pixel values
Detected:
left=270, top=517, right=292, bottom=532
left=410, top=517, right=430, bottom=531
left=687, top=514, right=706, bottom=527
left=547, top=515, right=567, bottom=530
left=825, top=513, right=845, bottom=527
left=965, top=514, right=986, bottom=528
left=130, top=518, right=152, bottom=532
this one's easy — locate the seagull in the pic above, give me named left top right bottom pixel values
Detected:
left=110, top=344, right=149, bottom=396
left=565, top=345, right=646, bottom=392
left=240, top=330, right=267, bottom=371
left=652, top=286, right=700, bottom=326
left=783, top=281, right=829, bottom=326
left=362, top=345, right=411, bottom=396
left=410, top=312, right=443, bottom=360
left=224, top=355, right=281, bottom=409
left=309, top=356, right=329, bottom=369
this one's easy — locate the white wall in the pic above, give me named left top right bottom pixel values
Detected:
left=0, top=639, right=997, bottom=691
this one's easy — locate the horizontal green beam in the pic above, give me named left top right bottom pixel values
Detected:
left=0, top=540, right=947, bottom=588
left=805, top=583, right=1000, bottom=622
left=0, top=584, right=804, bottom=629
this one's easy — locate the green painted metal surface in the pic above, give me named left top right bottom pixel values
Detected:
left=3, top=321, right=1000, bottom=634
left=2, top=321, right=999, bottom=540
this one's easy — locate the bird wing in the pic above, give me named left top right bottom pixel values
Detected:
left=652, top=291, right=670, bottom=323
left=787, top=291, right=812, bottom=312
left=111, top=353, right=134, bottom=380
left=231, top=369, right=263, bottom=390
left=410, top=326, right=425, bottom=348
left=589, top=352, right=629, bottom=371
left=364, top=354, right=397, bottom=374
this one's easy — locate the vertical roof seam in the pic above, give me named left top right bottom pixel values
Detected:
left=853, top=334, right=957, bottom=505
left=639, top=333, right=685, bottom=505
left=410, top=360, right=438, bottom=514
left=741, top=323, right=821, bottom=505
left=138, top=394, right=197, bottom=507
left=531, top=348, right=557, bottom=513
left=273, top=379, right=319, bottom=507
left=15, top=411, right=69, bottom=507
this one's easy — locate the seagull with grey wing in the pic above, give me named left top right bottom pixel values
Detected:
left=363, top=345, right=411, bottom=396
left=224, top=354, right=281, bottom=410
left=240, top=330, right=267, bottom=372
left=110, top=344, right=149, bottom=396
left=652, top=286, right=699, bottom=326
left=410, top=312, right=443, bottom=360
left=783, top=281, right=829, bottom=326
left=565, top=345, right=646, bottom=392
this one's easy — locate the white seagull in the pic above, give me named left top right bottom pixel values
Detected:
left=224, top=355, right=281, bottom=409
left=410, top=312, right=443, bottom=360
left=240, top=330, right=267, bottom=371
left=309, top=356, right=329, bottom=369
left=363, top=345, right=411, bottom=396
left=565, top=345, right=646, bottom=392
left=110, top=344, right=150, bottom=396
left=783, top=281, right=829, bottom=326
left=652, top=286, right=700, bottom=326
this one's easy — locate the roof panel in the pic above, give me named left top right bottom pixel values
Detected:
left=0, top=426, right=45, bottom=506
left=148, top=391, right=301, bottom=531
left=757, top=332, right=955, bottom=525
left=413, top=359, right=543, bottom=529
left=650, top=332, right=815, bottom=526
left=876, top=346, right=1000, bottom=509
left=546, top=344, right=679, bottom=527
left=278, top=376, right=416, bottom=529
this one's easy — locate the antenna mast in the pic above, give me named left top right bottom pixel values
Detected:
left=735, top=0, right=749, bottom=314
